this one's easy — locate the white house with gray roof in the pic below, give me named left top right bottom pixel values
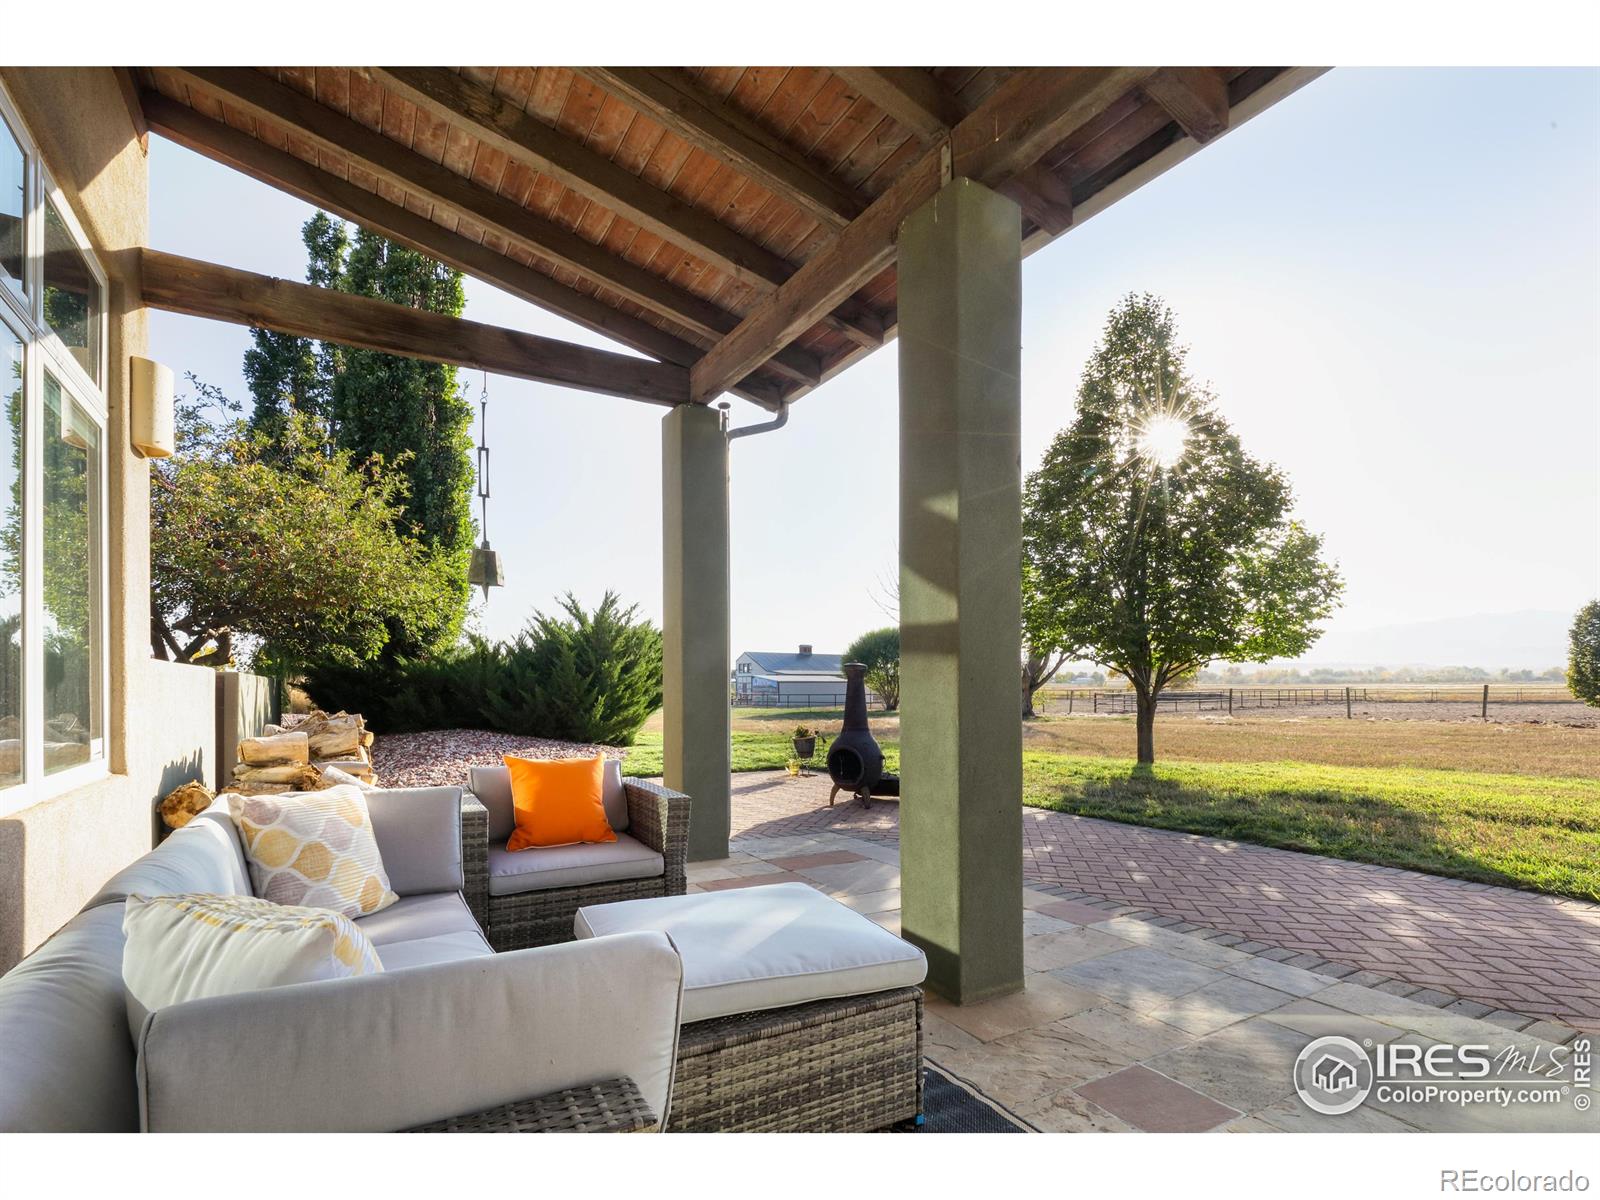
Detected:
left=733, top=645, right=848, bottom=705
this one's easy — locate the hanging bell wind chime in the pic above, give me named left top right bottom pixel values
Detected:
left=468, top=372, right=506, bottom=600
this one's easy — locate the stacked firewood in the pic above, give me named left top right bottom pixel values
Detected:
left=227, top=710, right=378, bottom=795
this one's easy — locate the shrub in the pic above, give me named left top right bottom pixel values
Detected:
left=482, top=594, right=663, bottom=744
left=303, top=592, right=663, bottom=744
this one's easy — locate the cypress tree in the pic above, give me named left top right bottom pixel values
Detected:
left=244, top=213, right=475, bottom=656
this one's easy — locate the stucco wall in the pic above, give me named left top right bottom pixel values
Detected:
left=0, top=68, right=152, bottom=973
left=217, top=671, right=282, bottom=785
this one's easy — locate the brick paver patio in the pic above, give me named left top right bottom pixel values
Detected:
left=695, top=791, right=1596, bottom=1132
left=724, top=770, right=1600, bottom=1032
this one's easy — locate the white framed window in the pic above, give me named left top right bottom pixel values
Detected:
left=0, top=81, right=111, bottom=816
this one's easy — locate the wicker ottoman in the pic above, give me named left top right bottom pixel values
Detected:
left=575, top=882, right=927, bottom=1133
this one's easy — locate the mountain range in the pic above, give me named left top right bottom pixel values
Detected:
left=1290, top=610, right=1572, bottom=671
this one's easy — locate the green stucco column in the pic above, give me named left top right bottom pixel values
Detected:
left=897, top=177, right=1025, bottom=1004
left=662, top=403, right=731, bottom=861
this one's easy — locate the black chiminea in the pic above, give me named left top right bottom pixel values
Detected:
left=826, top=662, right=900, bottom=807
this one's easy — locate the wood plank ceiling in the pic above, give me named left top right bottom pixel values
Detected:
left=132, top=66, right=1310, bottom=410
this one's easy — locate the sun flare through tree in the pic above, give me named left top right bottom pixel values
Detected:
left=1024, top=293, right=1344, bottom=764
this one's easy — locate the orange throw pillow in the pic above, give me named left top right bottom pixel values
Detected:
left=504, top=754, right=617, bottom=850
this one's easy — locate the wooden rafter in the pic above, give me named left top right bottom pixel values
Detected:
left=831, top=67, right=964, bottom=140
left=165, top=68, right=821, bottom=390
left=367, top=68, right=884, bottom=349
left=833, top=66, right=1074, bottom=238
left=691, top=67, right=1153, bottom=402
left=1141, top=68, right=1231, bottom=144
left=573, top=68, right=864, bottom=231
left=131, top=64, right=1311, bottom=412
left=113, top=68, right=149, bottom=153
left=141, top=92, right=788, bottom=410
left=141, top=248, right=691, bottom=406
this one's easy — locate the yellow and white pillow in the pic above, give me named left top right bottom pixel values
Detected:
left=122, top=892, right=383, bottom=1033
left=227, top=785, right=397, bottom=919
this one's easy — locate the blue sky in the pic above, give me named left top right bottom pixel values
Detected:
left=148, top=68, right=1600, bottom=661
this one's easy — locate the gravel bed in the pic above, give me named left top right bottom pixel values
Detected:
left=371, top=728, right=623, bottom=789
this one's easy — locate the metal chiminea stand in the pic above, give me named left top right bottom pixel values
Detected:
left=826, top=662, right=900, bottom=807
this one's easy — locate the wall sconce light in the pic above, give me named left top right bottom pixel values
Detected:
left=130, top=355, right=175, bottom=459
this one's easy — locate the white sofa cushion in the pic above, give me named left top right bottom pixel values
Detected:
left=470, top=757, right=628, bottom=840
left=353, top=891, right=492, bottom=970
left=364, top=786, right=465, bottom=895
left=122, top=893, right=383, bottom=1034
left=487, top=832, right=663, bottom=896
left=137, top=931, right=686, bottom=1132
left=85, top=799, right=250, bottom=910
left=574, top=882, right=927, bottom=1022
left=0, top=905, right=139, bottom=1132
left=373, top=931, right=494, bottom=972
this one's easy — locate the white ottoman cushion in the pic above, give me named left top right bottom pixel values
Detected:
left=575, top=881, right=926, bottom=1023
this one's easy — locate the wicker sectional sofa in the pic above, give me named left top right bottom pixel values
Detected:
left=0, top=787, right=685, bottom=1133
left=462, top=764, right=690, bottom=951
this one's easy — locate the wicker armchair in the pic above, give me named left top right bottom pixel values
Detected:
left=462, top=778, right=690, bottom=951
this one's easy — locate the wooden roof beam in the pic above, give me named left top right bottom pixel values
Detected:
left=164, top=69, right=821, bottom=390
left=691, top=67, right=1153, bottom=402
left=833, top=66, right=1074, bottom=237
left=573, top=67, right=865, bottom=231
left=141, top=93, right=787, bottom=409
left=368, top=68, right=884, bottom=349
left=141, top=248, right=691, bottom=406
left=831, top=67, right=962, bottom=139
left=113, top=68, right=149, bottom=153
left=1141, top=68, right=1231, bottom=144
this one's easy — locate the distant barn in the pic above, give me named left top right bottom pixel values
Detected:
left=733, top=645, right=847, bottom=706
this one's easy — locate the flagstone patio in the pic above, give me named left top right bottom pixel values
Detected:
left=691, top=771, right=1600, bottom=1133
left=723, top=770, right=1600, bottom=1032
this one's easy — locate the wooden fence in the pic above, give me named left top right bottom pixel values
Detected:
left=1049, top=684, right=1573, bottom=718
left=731, top=691, right=885, bottom=710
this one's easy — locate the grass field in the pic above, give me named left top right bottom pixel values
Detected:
left=1022, top=755, right=1600, bottom=902
left=1019, top=713, right=1600, bottom=779
left=631, top=704, right=1600, bottom=780
left=623, top=704, right=1599, bottom=899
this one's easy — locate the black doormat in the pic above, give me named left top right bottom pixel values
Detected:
left=909, top=1062, right=1034, bottom=1132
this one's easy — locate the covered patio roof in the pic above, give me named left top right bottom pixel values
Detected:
left=126, top=66, right=1319, bottom=408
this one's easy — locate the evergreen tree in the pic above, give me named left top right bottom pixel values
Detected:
left=244, top=214, right=475, bottom=655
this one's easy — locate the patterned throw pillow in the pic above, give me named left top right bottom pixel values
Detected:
left=227, top=785, right=398, bottom=919
left=122, top=892, right=383, bottom=1034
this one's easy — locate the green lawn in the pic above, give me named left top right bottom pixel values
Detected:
left=1022, top=754, right=1600, bottom=902
left=621, top=731, right=899, bottom=778
left=619, top=712, right=1598, bottom=902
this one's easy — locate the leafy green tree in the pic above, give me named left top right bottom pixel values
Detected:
left=844, top=626, right=900, bottom=711
left=1024, top=294, right=1343, bottom=763
left=1021, top=562, right=1070, bottom=718
left=1568, top=601, right=1600, bottom=706
left=150, top=379, right=450, bottom=673
left=244, top=213, right=475, bottom=656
